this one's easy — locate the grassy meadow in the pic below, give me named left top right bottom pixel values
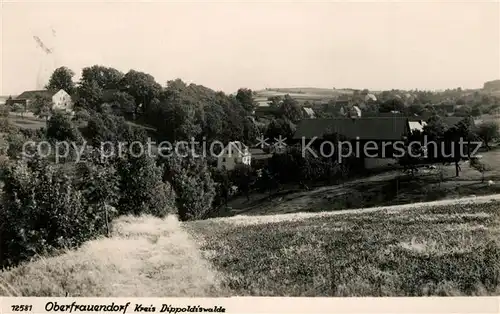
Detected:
left=0, top=215, right=226, bottom=297
left=1, top=194, right=500, bottom=297
left=187, top=199, right=500, bottom=297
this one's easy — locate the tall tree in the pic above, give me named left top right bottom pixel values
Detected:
left=80, top=65, right=124, bottom=90
left=279, top=95, right=303, bottom=123
left=120, top=70, right=162, bottom=117
left=477, top=122, right=499, bottom=150
left=46, top=66, right=75, bottom=94
left=76, top=80, right=103, bottom=111
left=236, top=88, right=256, bottom=113
left=31, top=94, right=53, bottom=121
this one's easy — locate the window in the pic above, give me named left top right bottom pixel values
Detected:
left=222, top=157, right=226, bottom=162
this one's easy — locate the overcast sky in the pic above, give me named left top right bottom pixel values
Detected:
left=1, top=0, right=499, bottom=95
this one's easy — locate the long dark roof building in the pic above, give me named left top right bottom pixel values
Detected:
left=15, top=90, right=58, bottom=100
left=293, top=117, right=410, bottom=141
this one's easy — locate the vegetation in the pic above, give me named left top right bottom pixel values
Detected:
left=188, top=201, right=500, bottom=296
left=2, top=61, right=500, bottom=299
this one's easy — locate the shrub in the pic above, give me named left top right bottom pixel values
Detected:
left=46, top=111, right=82, bottom=143
left=73, top=108, right=91, bottom=123
left=161, top=151, right=216, bottom=221
left=116, top=153, right=176, bottom=217
left=0, top=157, right=108, bottom=268
left=5, top=132, right=26, bottom=160
left=0, top=118, right=17, bottom=133
left=0, top=105, right=10, bottom=117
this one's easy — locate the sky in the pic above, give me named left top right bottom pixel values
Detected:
left=1, top=0, right=499, bottom=95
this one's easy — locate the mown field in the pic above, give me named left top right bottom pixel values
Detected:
left=0, top=216, right=226, bottom=297
left=2, top=198, right=500, bottom=297
left=187, top=199, right=500, bottom=296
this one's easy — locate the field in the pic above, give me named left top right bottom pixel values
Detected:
left=2, top=195, right=500, bottom=297
left=254, top=88, right=354, bottom=103
left=7, top=114, right=46, bottom=130
left=187, top=197, right=500, bottom=296
left=0, top=215, right=226, bottom=297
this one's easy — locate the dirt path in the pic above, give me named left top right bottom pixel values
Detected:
left=0, top=215, right=226, bottom=297
left=216, top=194, right=500, bottom=226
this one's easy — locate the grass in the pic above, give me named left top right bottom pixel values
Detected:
left=0, top=215, right=226, bottom=297
left=186, top=199, right=500, bottom=296
left=2, top=197, right=500, bottom=297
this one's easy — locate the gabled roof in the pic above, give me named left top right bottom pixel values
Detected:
left=352, top=106, right=362, bottom=117
left=365, top=93, right=377, bottom=102
left=15, top=90, right=59, bottom=100
left=293, top=117, right=409, bottom=141
left=302, top=107, right=315, bottom=118
left=222, top=141, right=249, bottom=156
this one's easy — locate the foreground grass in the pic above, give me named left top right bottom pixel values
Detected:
left=187, top=200, right=500, bottom=296
left=0, top=215, right=226, bottom=297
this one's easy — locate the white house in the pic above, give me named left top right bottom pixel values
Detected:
left=51, top=89, right=73, bottom=112
left=217, top=141, right=252, bottom=171
left=11, top=89, right=73, bottom=113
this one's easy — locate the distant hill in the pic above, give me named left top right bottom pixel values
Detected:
left=484, top=80, right=500, bottom=92
left=254, top=87, right=354, bottom=104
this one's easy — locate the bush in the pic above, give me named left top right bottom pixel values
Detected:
left=73, top=109, right=91, bottom=123
left=161, top=151, right=216, bottom=221
left=5, top=132, right=26, bottom=160
left=0, top=118, right=17, bottom=133
left=0, top=157, right=108, bottom=268
left=116, top=153, right=176, bottom=217
left=46, top=112, right=82, bottom=143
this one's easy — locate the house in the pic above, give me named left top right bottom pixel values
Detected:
left=302, top=107, right=316, bottom=118
left=364, top=93, right=377, bottom=103
left=9, top=89, right=73, bottom=113
left=293, top=117, right=411, bottom=170
left=408, top=119, right=427, bottom=133
left=350, top=105, right=362, bottom=118
left=217, top=141, right=252, bottom=171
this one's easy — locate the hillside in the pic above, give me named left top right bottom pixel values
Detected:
left=0, top=215, right=226, bottom=297
left=254, top=88, right=354, bottom=103
left=2, top=196, right=500, bottom=297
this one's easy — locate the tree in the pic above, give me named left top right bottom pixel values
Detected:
left=161, top=151, right=216, bottom=221
left=75, top=151, right=120, bottom=236
left=31, top=94, right=53, bottom=121
left=120, top=70, right=162, bottom=117
left=211, top=168, right=232, bottom=207
left=76, top=80, right=103, bottom=111
left=265, top=118, right=296, bottom=142
left=279, top=95, right=303, bottom=123
left=46, top=111, right=82, bottom=143
left=0, top=157, right=106, bottom=268
left=231, top=164, right=254, bottom=201
left=477, top=122, right=499, bottom=150
left=46, top=66, right=75, bottom=94
left=80, top=65, right=124, bottom=90
left=6, top=132, right=26, bottom=159
left=236, top=88, right=256, bottom=113
left=469, top=157, right=490, bottom=183
left=115, top=153, right=175, bottom=217
left=109, top=91, right=136, bottom=119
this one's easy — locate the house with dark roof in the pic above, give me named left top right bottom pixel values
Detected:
left=293, top=117, right=411, bottom=170
left=8, top=89, right=73, bottom=113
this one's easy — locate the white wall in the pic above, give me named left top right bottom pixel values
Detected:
left=51, top=89, right=73, bottom=111
left=217, top=154, right=252, bottom=171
